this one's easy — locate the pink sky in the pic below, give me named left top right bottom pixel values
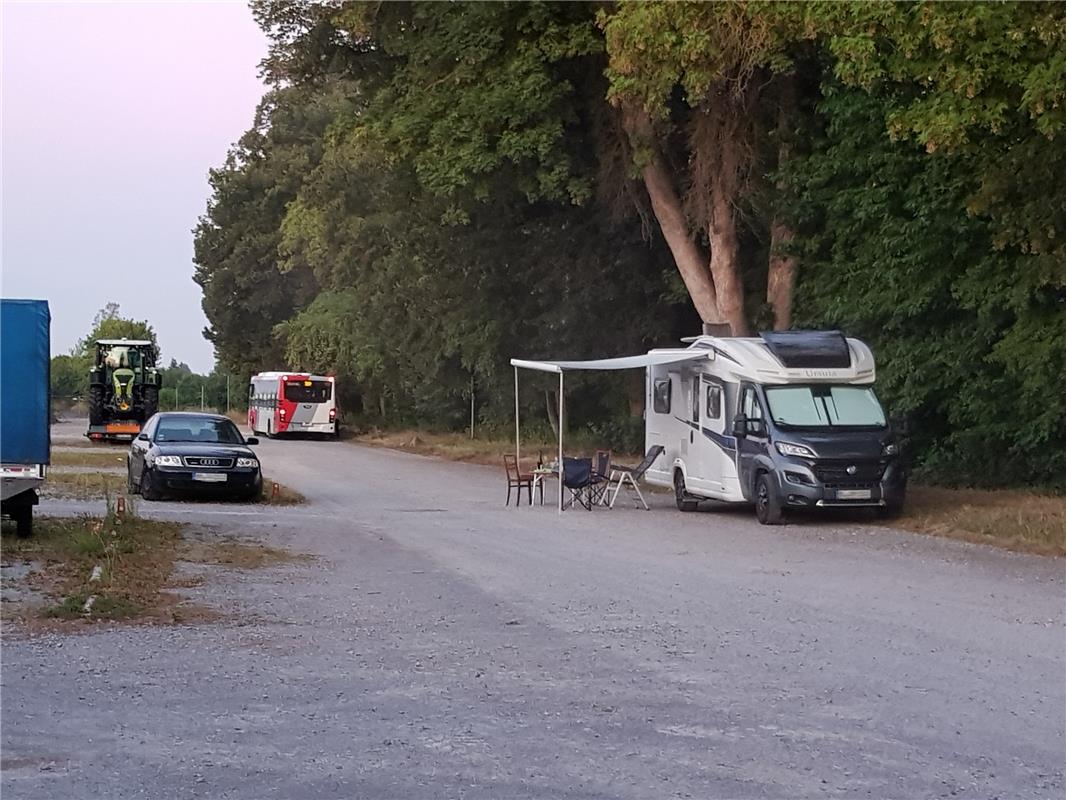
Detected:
left=2, top=1, right=270, bottom=373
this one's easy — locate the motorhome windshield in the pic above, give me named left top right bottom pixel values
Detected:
left=764, top=385, right=886, bottom=429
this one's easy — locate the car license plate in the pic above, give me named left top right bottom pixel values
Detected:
left=192, top=472, right=227, bottom=483
left=837, top=488, right=872, bottom=500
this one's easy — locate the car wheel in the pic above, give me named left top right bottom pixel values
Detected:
left=127, top=461, right=139, bottom=495
left=755, top=472, right=784, bottom=525
left=878, top=499, right=904, bottom=520
left=674, top=470, right=698, bottom=512
left=139, top=468, right=161, bottom=501
left=15, top=506, right=33, bottom=538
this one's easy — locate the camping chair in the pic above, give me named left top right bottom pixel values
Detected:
left=589, top=449, right=612, bottom=506
left=503, top=454, right=536, bottom=506
left=562, top=457, right=594, bottom=510
left=606, top=445, right=664, bottom=510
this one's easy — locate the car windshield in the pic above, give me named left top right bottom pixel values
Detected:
left=155, top=417, right=244, bottom=444
left=764, top=385, right=887, bottom=429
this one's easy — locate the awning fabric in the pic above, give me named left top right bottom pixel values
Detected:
left=510, top=351, right=710, bottom=374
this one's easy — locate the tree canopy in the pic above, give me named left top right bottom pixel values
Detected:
left=193, top=1, right=1065, bottom=488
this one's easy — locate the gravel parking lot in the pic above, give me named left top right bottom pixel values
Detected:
left=2, top=420, right=1063, bottom=799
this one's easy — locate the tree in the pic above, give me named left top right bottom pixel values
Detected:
left=76, top=303, right=159, bottom=358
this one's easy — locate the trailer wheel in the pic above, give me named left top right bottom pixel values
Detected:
left=674, top=470, right=699, bottom=512
left=88, top=385, right=105, bottom=426
left=754, top=472, right=784, bottom=525
left=14, top=506, right=33, bottom=538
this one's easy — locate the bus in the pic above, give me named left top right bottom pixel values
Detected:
left=248, top=372, right=337, bottom=438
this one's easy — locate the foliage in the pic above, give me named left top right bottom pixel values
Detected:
left=190, top=1, right=1064, bottom=488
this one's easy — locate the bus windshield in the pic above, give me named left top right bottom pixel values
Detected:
left=764, top=385, right=886, bottom=429
left=284, top=380, right=332, bottom=403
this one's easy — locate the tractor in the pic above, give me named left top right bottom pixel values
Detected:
left=87, top=339, right=161, bottom=429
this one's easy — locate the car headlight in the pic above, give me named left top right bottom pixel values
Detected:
left=236, top=457, right=259, bottom=468
left=882, top=443, right=899, bottom=456
left=775, top=442, right=817, bottom=459
left=153, top=455, right=182, bottom=467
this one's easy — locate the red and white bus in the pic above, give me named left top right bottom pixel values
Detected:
left=248, top=372, right=337, bottom=438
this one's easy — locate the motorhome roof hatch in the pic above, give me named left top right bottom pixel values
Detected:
left=759, top=330, right=852, bottom=369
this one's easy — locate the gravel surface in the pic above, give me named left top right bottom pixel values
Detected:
left=2, top=420, right=1063, bottom=799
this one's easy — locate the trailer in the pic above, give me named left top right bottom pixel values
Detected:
left=1, top=298, right=51, bottom=537
left=85, top=421, right=144, bottom=442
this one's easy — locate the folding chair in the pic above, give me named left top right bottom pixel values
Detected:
left=503, top=454, right=535, bottom=506
left=562, top=457, right=593, bottom=510
left=590, top=449, right=612, bottom=506
left=607, top=445, right=664, bottom=510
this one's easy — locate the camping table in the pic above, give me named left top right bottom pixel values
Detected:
left=531, top=465, right=558, bottom=506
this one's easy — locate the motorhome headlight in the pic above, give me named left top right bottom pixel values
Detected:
left=882, top=443, right=899, bottom=456
left=775, top=442, right=817, bottom=459
left=236, top=457, right=258, bottom=468
left=153, top=455, right=182, bottom=467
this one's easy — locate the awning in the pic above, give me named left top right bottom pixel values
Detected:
left=510, top=351, right=710, bottom=374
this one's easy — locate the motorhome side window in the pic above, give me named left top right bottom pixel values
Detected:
left=741, top=386, right=766, bottom=434
left=705, top=384, right=722, bottom=419
left=652, top=379, right=671, bottom=414
left=691, top=381, right=699, bottom=422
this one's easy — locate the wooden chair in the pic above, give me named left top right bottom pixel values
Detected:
left=503, top=454, right=534, bottom=506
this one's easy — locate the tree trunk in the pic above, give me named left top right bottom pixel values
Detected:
left=766, top=75, right=798, bottom=331
left=766, top=220, right=797, bottom=330
left=707, top=183, right=750, bottom=337
left=627, top=372, right=645, bottom=418
left=545, top=389, right=565, bottom=438
left=621, top=107, right=722, bottom=325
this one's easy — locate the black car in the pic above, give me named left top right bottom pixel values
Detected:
left=127, top=412, right=262, bottom=501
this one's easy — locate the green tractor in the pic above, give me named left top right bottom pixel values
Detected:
left=87, top=339, right=161, bottom=426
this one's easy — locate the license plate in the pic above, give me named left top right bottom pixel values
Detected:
left=837, top=489, right=872, bottom=500
left=192, top=472, right=227, bottom=483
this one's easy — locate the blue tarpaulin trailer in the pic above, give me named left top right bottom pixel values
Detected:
left=1, top=298, right=51, bottom=536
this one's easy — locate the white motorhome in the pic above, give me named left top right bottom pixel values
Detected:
left=643, top=330, right=906, bottom=524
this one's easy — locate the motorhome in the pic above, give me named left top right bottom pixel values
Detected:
left=643, top=330, right=906, bottom=524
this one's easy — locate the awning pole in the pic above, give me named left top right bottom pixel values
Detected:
left=558, top=370, right=564, bottom=514
left=514, top=366, right=520, bottom=467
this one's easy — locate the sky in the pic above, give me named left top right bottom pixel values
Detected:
left=2, top=0, right=270, bottom=373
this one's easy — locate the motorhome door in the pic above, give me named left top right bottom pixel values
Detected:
left=688, top=374, right=728, bottom=495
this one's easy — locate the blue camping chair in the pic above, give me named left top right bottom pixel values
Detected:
left=563, top=457, right=594, bottom=510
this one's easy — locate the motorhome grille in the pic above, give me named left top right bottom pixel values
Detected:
left=182, top=456, right=234, bottom=468
left=814, top=463, right=884, bottom=484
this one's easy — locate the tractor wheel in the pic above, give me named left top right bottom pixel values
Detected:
left=142, top=385, right=159, bottom=421
left=88, top=385, right=105, bottom=425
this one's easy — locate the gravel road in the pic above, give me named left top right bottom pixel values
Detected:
left=2, top=420, right=1063, bottom=799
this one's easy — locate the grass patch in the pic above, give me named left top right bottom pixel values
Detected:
left=183, top=537, right=311, bottom=569
left=1, top=510, right=185, bottom=624
left=42, top=470, right=126, bottom=499
left=42, top=466, right=303, bottom=506
left=51, top=449, right=128, bottom=468
left=350, top=428, right=641, bottom=469
left=890, top=486, right=1066, bottom=557
left=259, top=479, right=305, bottom=506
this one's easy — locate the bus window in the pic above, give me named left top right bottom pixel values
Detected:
left=284, top=381, right=332, bottom=403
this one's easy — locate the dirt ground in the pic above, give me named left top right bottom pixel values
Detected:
left=1, top=420, right=1062, bottom=799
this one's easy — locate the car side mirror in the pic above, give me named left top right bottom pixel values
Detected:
left=245, top=437, right=259, bottom=446
left=732, top=415, right=748, bottom=438
left=136, top=433, right=149, bottom=442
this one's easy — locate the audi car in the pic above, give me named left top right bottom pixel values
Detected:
left=127, top=412, right=262, bottom=501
